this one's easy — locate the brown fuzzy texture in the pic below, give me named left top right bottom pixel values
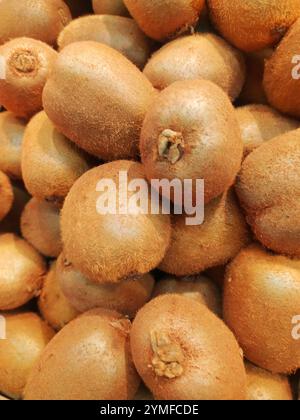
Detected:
left=0, top=171, right=13, bottom=222
left=0, top=37, right=57, bottom=118
left=124, top=0, right=205, bottom=41
left=264, top=18, right=300, bottom=118
left=61, top=161, right=171, bottom=284
left=0, top=312, right=55, bottom=400
left=92, top=0, right=128, bottom=16
left=245, top=362, right=292, bottom=401
left=159, top=190, right=250, bottom=276
left=38, top=261, right=79, bottom=331
left=207, top=0, right=300, bottom=52
left=143, top=33, right=245, bottom=101
left=236, top=129, right=300, bottom=257
left=224, top=244, right=300, bottom=374
left=236, top=104, right=300, bottom=156
left=141, top=80, right=243, bottom=205
left=43, top=41, right=155, bottom=161
left=21, top=111, right=91, bottom=204
left=57, top=253, right=154, bottom=318
left=0, top=184, right=30, bottom=235
left=131, top=294, right=246, bottom=400
left=24, top=309, right=140, bottom=400
left=0, top=233, right=46, bottom=310
left=58, top=15, right=153, bottom=69
left=21, top=198, right=62, bottom=258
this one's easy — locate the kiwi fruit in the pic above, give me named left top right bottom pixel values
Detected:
left=38, top=261, right=79, bottom=331
left=92, top=0, right=128, bottom=16
left=61, top=161, right=171, bottom=284
left=0, top=311, right=55, bottom=399
left=0, top=112, right=26, bottom=179
left=224, top=244, right=300, bottom=374
left=65, top=0, right=93, bottom=17
left=21, top=111, right=91, bottom=205
left=143, top=33, right=245, bottom=101
left=236, top=129, right=300, bottom=257
left=131, top=294, right=246, bottom=400
left=207, top=0, right=300, bottom=52
left=43, top=41, right=155, bottom=161
left=57, top=253, right=155, bottom=318
left=0, top=395, right=9, bottom=400
left=0, top=37, right=57, bottom=118
left=0, top=0, right=72, bottom=45
left=24, top=309, right=140, bottom=400
left=245, top=362, right=292, bottom=401
left=153, top=274, right=222, bottom=317
left=58, top=15, right=153, bottom=69
left=140, top=80, right=243, bottom=205
left=0, top=233, right=46, bottom=310
left=236, top=104, right=300, bottom=156
left=21, top=198, right=62, bottom=258
left=264, top=19, right=300, bottom=118
left=124, top=0, right=205, bottom=41
left=0, top=183, right=30, bottom=234
left=0, top=171, right=13, bottom=222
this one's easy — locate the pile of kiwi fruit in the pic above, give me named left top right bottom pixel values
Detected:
left=0, top=0, right=299, bottom=401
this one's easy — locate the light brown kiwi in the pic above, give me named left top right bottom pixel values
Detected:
left=92, top=0, right=128, bottom=16
left=131, top=294, right=246, bottom=400
left=124, top=0, right=205, bottom=41
left=0, top=311, right=55, bottom=399
left=58, top=15, right=153, bottom=69
left=0, top=0, right=72, bottom=45
left=0, top=171, right=13, bottom=222
left=236, top=104, right=300, bottom=156
left=0, top=395, right=9, bottom=400
left=0, top=233, right=46, bottom=310
left=0, top=37, right=57, bottom=118
left=0, top=112, right=26, bottom=179
left=224, top=244, right=300, bottom=374
left=21, top=198, right=62, bottom=258
left=235, top=129, right=300, bottom=257
left=57, top=253, right=155, bottom=318
left=143, top=33, right=245, bottom=101
left=24, top=309, right=140, bottom=400
left=43, top=41, right=155, bottom=161
left=152, top=274, right=222, bottom=317
left=21, top=111, right=92, bottom=205
left=140, top=80, right=243, bottom=205
left=207, top=0, right=300, bottom=52
left=61, top=161, right=171, bottom=284
left=38, top=261, right=79, bottom=331
left=0, top=183, right=30, bottom=234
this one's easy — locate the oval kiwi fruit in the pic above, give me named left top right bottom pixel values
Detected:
left=21, top=198, right=62, bottom=258
left=24, top=309, right=140, bottom=400
left=143, top=33, right=245, bottom=101
left=236, top=129, right=300, bottom=257
left=38, top=261, right=79, bottom=331
left=0, top=311, right=55, bottom=400
left=61, top=161, right=171, bottom=284
left=0, top=0, right=72, bottom=45
left=92, top=0, right=128, bottom=16
left=21, top=111, right=92, bottom=205
left=0, top=183, right=30, bottom=234
left=207, top=0, right=300, bottom=52
left=140, top=80, right=243, bottom=205
left=131, top=294, right=246, bottom=400
left=224, top=244, right=300, bottom=374
left=0, top=171, right=13, bottom=222
left=43, top=41, right=155, bottom=161
left=57, top=15, right=153, bottom=69
left=0, top=37, right=57, bottom=118
left=57, top=253, right=155, bottom=318
left=0, top=233, right=46, bottom=310
left=124, top=0, right=205, bottom=41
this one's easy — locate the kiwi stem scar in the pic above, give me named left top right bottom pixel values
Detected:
left=158, top=129, right=184, bottom=164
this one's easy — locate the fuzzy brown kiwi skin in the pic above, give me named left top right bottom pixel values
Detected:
left=0, top=170, right=13, bottom=222
left=57, top=15, right=153, bottom=69
left=235, top=129, right=300, bottom=258
left=0, top=183, right=30, bottom=235
left=92, top=0, right=128, bottom=16
left=224, top=244, right=300, bottom=374
left=0, top=0, right=72, bottom=46
left=43, top=41, right=155, bottom=161
left=207, top=0, right=300, bottom=52
left=0, top=37, right=57, bottom=119
left=131, top=294, right=246, bottom=400
left=143, top=33, right=245, bottom=101
left=61, top=160, right=171, bottom=284
left=24, top=309, right=140, bottom=400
